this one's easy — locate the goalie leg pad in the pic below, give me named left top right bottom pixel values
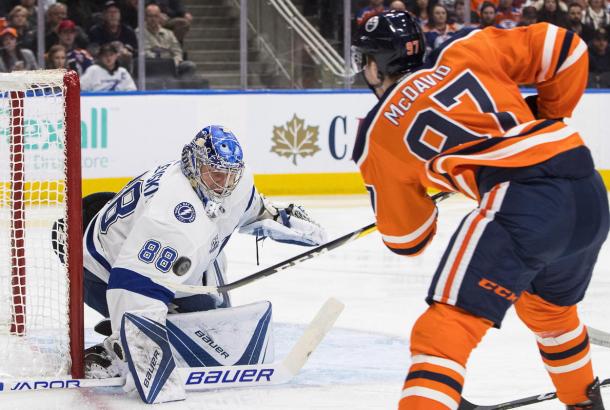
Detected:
left=120, top=311, right=186, bottom=404
left=166, top=300, right=274, bottom=368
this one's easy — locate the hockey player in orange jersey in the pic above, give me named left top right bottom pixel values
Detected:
left=352, top=11, right=609, bottom=410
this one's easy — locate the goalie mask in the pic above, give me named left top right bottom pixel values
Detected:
left=181, top=125, right=245, bottom=201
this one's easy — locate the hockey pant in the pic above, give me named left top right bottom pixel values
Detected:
left=401, top=171, right=608, bottom=409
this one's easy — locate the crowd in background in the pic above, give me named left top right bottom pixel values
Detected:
left=0, top=0, right=200, bottom=91
left=355, top=0, right=610, bottom=86
left=0, top=0, right=608, bottom=89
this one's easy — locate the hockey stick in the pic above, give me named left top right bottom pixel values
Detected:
left=456, top=328, right=610, bottom=408
left=458, top=378, right=610, bottom=409
left=588, top=326, right=610, bottom=349
left=156, top=191, right=455, bottom=295
left=0, top=298, right=344, bottom=393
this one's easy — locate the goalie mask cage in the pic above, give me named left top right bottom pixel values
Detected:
left=0, top=70, right=83, bottom=378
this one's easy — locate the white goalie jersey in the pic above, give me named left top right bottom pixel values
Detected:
left=83, top=161, right=262, bottom=330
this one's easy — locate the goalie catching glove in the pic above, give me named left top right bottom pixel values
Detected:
left=239, top=196, right=327, bottom=246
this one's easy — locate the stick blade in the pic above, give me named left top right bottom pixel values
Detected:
left=458, top=398, right=482, bottom=410
left=458, top=398, right=499, bottom=410
left=282, top=298, right=345, bottom=375
left=588, top=326, right=610, bottom=348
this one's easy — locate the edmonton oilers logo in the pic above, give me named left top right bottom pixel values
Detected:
left=365, top=16, right=379, bottom=32
left=174, top=202, right=196, bottom=223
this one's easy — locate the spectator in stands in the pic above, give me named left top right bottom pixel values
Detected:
left=439, top=0, right=459, bottom=19
left=46, top=44, right=67, bottom=68
left=121, top=0, right=139, bottom=29
left=453, top=0, right=469, bottom=24
left=566, top=2, right=595, bottom=42
left=495, top=0, right=521, bottom=27
left=470, top=0, right=499, bottom=21
left=45, top=3, right=68, bottom=39
left=538, top=0, right=569, bottom=26
left=57, top=19, right=93, bottom=75
left=478, top=2, right=499, bottom=27
left=356, top=0, right=388, bottom=26
left=424, top=4, right=462, bottom=52
left=18, top=0, right=38, bottom=31
left=390, top=0, right=408, bottom=11
left=139, top=3, right=196, bottom=78
left=517, top=5, right=539, bottom=25
left=151, top=0, right=193, bottom=46
left=583, top=0, right=610, bottom=30
left=80, top=42, right=137, bottom=91
left=62, top=0, right=107, bottom=30
left=89, top=1, right=138, bottom=51
left=406, top=0, right=432, bottom=24
left=0, top=27, right=38, bottom=72
left=8, top=5, right=36, bottom=51
left=590, top=29, right=610, bottom=71
left=88, top=1, right=137, bottom=70
left=45, top=3, right=89, bottom=51
left=588, top=29, right=610, bottom=86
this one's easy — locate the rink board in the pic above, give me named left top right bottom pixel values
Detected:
left=2, top=89, right=606, bottom=196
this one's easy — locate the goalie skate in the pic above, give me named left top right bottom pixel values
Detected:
left=84, top=344, right=123, bottom=379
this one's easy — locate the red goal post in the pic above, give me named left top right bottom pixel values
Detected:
left=0, top=69, right=83, bottom=378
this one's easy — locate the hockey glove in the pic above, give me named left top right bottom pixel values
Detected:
left=239, top=196, right=327, bottom=246
left=524, top=94, right=564, bottom=122
left=525, top=94, right=539, bottom=119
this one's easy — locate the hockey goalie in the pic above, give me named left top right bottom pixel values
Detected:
left=54, top=125, right=327, bottom=403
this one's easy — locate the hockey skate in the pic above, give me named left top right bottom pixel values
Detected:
left=51, top=218, right=67, bottom=264
left=84, top=343, right=124, bottom=379
left=567, top=378, right=606, bottom=410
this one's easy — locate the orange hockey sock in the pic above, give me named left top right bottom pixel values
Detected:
left=399, top=303, right=492, bottom=410
left=515, top=292, right=594, bottom=405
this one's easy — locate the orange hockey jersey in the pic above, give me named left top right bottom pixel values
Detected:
left=353, top=23, right=589, bottom=256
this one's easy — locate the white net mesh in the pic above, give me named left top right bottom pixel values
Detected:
left=0, top=70, right=72, bottom=377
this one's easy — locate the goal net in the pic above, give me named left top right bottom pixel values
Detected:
left=0, top=70, right=83, bottom=378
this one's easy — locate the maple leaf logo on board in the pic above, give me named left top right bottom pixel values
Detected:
left=271, top=114, right=321, bottom=165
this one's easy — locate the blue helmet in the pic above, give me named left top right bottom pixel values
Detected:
left=181, top=125, right=245, bottom=200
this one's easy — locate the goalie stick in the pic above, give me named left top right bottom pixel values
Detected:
left=156, top=191, right=455, bottom=295
left=0, top=298, right=344, bottom=394
left=458, top=378, right=610, bottom=410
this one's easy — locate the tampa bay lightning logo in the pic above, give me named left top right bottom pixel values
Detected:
left=209, top=235, right=219, bottom=253
left=174, top=202, right=196, bottom=223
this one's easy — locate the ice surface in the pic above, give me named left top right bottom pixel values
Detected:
left=2, top=195, right=609, bottom=409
